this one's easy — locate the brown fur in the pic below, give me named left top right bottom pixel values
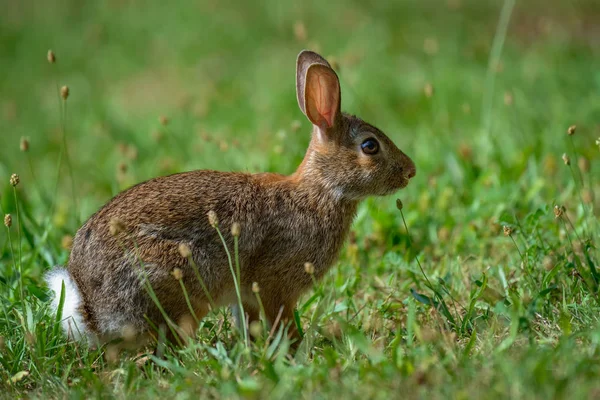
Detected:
left=62, top=50, right=416, bottom=344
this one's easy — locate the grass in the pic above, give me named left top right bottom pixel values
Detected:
left=1, top=0, right=600, bottom=397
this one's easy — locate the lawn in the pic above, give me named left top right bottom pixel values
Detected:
left=1, top=0, right=600, bottom=398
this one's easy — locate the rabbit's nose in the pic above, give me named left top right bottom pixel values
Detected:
left=406, top=162, right=416, bottom=179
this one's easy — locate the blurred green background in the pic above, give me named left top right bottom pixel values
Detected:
left=2, top=0, right=598, bottom=223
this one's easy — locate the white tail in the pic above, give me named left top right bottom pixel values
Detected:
left=45, top=267, right=94, bottom=343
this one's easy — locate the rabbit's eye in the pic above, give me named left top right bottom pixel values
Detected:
left=361, top=138, right=379, bottom=155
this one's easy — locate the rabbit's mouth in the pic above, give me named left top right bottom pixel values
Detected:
left=394, top=164, right=416, bottom=190
left=399, top=176, right=411, bottom=189
left=378, top=177, right=410, bottom=196
left=394, top=174, right=412, bottom=190
left=392, top=173, right=414, bottom=192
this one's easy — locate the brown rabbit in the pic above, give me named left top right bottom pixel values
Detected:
left=45, top=50, right=416, bottom=346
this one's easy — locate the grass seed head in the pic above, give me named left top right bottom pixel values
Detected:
left=325, top=320, right=342, bottom=339
left=291, top=120, right=302, bottom=132
left=396, top=198, right=403, bottom=211
left=9, top=173, right=20, bottom=187
left=117, top=162, right=127, bottom=174
left=503, top=225, right=513, bottom=236
left=249, top=321, right=262, bottom=338
left=304, top=262, right=315, bottom=275
left=578, top=157, right=590, bottom=173
left=582, top=189, right=593, bottom=204
left=562, top=153, right=570, bottom=166
left=4, top=214, right=12, bottom=228
left=60, top=86, right=69, bottom=100
left=423, top=38, right=439, bottom=55
left=151, top=130, right=163, bottom=142
left=553, top=205, right=565, bottom=219
left=207, top=210, right=218, bottom=227
left=109, top=217, right=125, bottom=236
left=20, top=137, right=29, bottom=152
left=25, top=332, right=36, bottom=346
left=437, top=226, right=451, bottom=241
left=47, top=50, right=56, bottom=64
left=567, top=125, right=576, bottom=136
left=126, top=146, right=138, bottom=161
left=252, top=282, right=260, bottom=293
left=328, top=56, right=339, bottom=71
left=201, top=132, right=212, bottom=142
left=543, top=255, right=554, bottom=271
left=424, top=82, right=434, bottom=98
left=543, top=154, right=557, bottom=176
left=61, top=235, right=73, bottom=250
left=294, top=21, right=307, bottom=42
left=458, top=143, right=473, bottom=160
left=178, top=243, right=192, bottom=258
left=171, top=268, right=183, bottom=280
left=231, top=222, right=241, bottom=237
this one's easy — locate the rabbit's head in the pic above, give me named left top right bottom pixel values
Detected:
left=294, top=50, right=416, bottom=201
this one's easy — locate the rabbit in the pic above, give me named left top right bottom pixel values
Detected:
left=45, top=50, right=416, bottom=347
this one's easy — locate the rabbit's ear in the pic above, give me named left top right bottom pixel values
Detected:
left=296, top=51, right=341, bottom=130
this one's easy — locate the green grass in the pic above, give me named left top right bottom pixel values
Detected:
left=1, top=0, right=600, bottom=397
